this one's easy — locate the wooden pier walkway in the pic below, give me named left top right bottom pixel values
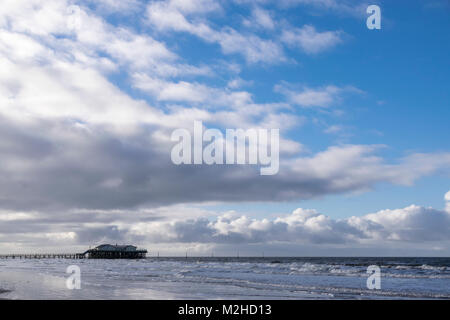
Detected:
left=0, top=253, right=86, bottom=259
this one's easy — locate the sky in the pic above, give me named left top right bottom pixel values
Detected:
left=0, top=0, right=449, bottom=256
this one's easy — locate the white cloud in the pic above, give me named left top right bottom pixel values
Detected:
left=96, top=191, right=450, bottom=248
left=279, top=0, right=368, bottom=17
left=164, top=0, right=222, bottom=15
left=292, top=86, right=341, bottom=107
left=324, top=124, right=344, bottom=134
left=276, top=84, right=361, bottom=108
left=445, top=190, right=450, bottom=212
left=0, top=0, right=69, bottom=35
left=243, top=7, right=276, bottom=30
left=86, top=0, right=142, bottom=13
left=146, top=0, right=285, bottom=63
left=227, top=77, right=253, bottom=89
left=288, top=145, right=450, bottom=191
left=217, top=28, right=285, bottom=63
left=132, top=73, right=260, bottom=110
left=281, top=25, right=344, bottom=54
left=45, top=231, right=77, bottom=241
left=0, top=211, right=38, bottom=221
left=132, top=74, right=213, bottom=103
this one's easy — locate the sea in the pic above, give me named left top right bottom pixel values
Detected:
left=0, top=257, right=449, bottom=299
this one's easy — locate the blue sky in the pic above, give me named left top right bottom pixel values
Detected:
left=0, top=0, right=449, bottom=255
left=119, top=0, right=450, bottom=218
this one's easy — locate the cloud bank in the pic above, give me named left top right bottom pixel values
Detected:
left=1, top=192, right=449, bottom=255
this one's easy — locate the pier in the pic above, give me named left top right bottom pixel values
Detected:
left=0, top=244, right=147, bottom=259
left=0, top=253, right=85, bottom=259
